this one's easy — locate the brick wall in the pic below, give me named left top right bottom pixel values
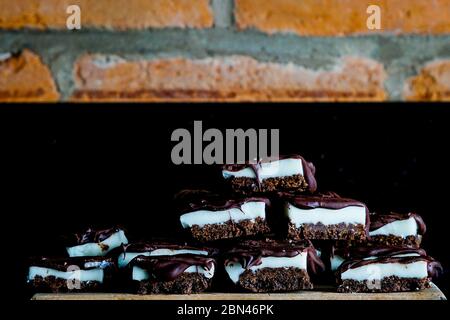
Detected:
left=0, top=0, right=449, bottom=102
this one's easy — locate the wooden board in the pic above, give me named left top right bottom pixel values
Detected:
left=32, top=283, right=446, bottom=301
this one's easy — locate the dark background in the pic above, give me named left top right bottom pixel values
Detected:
left=2, top=103, right=449, bottom=308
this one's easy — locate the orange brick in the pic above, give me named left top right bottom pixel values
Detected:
left=404, top=60, right=450, bottom=101
left=0, top=50, right=59, bottom=102
left=0, top=0, right=213, bottom=29
left=235, top=0, right=450, bottom=36
left=71, top=55, right=386, bottom=102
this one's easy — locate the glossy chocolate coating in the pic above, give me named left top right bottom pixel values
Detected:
left=29, top=256, right=116, bottom=272
left=130, top=254, right=216, bottom=282
left=64, top=226, right=125, bottom=246
left=334, top=245, right=427, bottom=260
left=370, top=212, right=426, bottom=235
left=223, top=155, right=317, bottom=192
left=284, top=192, right=365, bottom=210
left=174, top=189, right=270, bottom=214
left=224, top=239, right=325, bottom=275
left=121, top=240, right=218, bottom=257
left=336, top=246, right=442, bottom=279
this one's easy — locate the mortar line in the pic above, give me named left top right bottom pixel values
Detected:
left=1, top=30, right=449, bottom=101
left=211, top=0, right=235, bottom=28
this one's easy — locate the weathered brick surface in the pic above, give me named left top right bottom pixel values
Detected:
left=235, top=0, right=450, bottom=36
left=404, top=60, right=450, bottom=101
left=0, top=50, right=59, bottom=102
left=0, top=0, right=213, bottom=29
left=71, top=55, right=386, bottom=102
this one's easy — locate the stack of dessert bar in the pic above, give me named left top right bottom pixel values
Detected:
left=28, top=227, right=128, bottom=292
left=27, top=155, right=442, bottom=294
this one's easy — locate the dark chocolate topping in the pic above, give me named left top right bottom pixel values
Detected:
left=339, top=255, right=441, bottom=277
left=336, top=246, right=443, bottom=279
left=334, top=245, right=427, bottom=260
left=427, top=260, right=444, bottom=279
left=121, top=241, right=218, bottom=258
left=174, top=190, right=270, bottom=214
left=64, top=226, right=125, bottom=246
left=370, top=212, right=426, bottom=235
left=130, top=254, right=216, bottom=282
left=223, top=154, right=317, bottom=193
left=284, top=192, right=365, bottom=210
left=29, top=256, right=116, bottom=272
left=224, top=239, right=325, bottom=275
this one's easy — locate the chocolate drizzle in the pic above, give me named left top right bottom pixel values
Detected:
left=284, top=192, right=363, bottom=210
left=224, top=239, right=325, bottom=275
left=29, top=256, right=116, bottom=272
left=121, top=241, right=218, bottom=259
left=333, top=245, right=427, bottom=260
left=64, top=226, right=125, bottom=246
left=174, top=190, right=270, bottom=215
left=336, top=246, right=443, bottom=279
left=284, top=192, right=371, bottom=235
left=223, top=154, right=317, bottom=193
left=370, top=212, right=426, bottom=235
left=130, top=255, right=216, bottom=282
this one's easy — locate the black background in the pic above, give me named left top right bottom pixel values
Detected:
left=2, top=103, right=449, bottom=314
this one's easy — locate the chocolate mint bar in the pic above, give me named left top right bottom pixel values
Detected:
left=336, top=246, right=442, bottom=293
left=177, top=191, right=271, bottom=242
left=28, top=256, right=116, bottom=293
left=222, top=155, right=317, bottom=195
left=65, top=226, right=128, bottom=257
left=369, top=212, right=426, bottom=248
left=224, top=239, right=324, bottom=292
left=285, top=192, right=369, bottom=241
left=118, top=241, right=217, bottom=268
left=130, top=254, right=216, bottom=294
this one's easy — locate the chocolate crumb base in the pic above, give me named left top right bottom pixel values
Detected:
left=368, top=235, right=421, bottom=248
left=135, top=273, right=212, bottom=294
left=188, top=217, right=270, bottom=242
left=228, top=174, right=308, bottom=195
left=237, top=267, right=313, bottom=293
left=29, top=276, right=105, bottom=293
left=337, top=276, right=430, bottom=293
left=288, top=222, right=367, bottom=241
left=339, top=235, right=422, bottom=249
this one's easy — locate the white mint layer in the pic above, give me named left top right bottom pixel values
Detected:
left=132, top=264, right=215, bottom=281
left=287, top=205, right=366, bottom=227
left=225, top=254, right=307, bottom=284
left=392, top=253, right=421, bottom=258
left=341, top=261, right=428, bottom=281
left=369, top=217, right=418, bottom=238
left=180, top=201, right=266, bottom=228
left=28, top=266, right=104, bottom=283
left=66, top=230, right=128, bottom=257
left=331, top=255, right=346, bottom=271
left=118, top=249, right=209, bottom=268
left=222, top=158, right=303, bottom=180
left=334, top=253, right=421, bottom=272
